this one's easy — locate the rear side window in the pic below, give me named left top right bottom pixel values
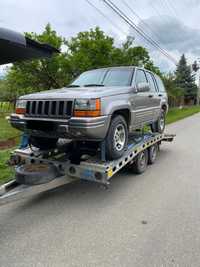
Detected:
left=135, top=69, right=147, bottom=85
left=146, top=72, right=157, bottom=92
left=155, top=75, right=166, bottom=92
left=103, top=69, right=133, bottom=86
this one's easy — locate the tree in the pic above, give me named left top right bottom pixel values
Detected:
left=5, top=25, right=160, bottom=102
left=0, top=79, right=14, bottom=102
left=110, top=36, right=161, bottom=75
left=67, top=29, right=160, bottom=77
left=163, top=73, right=184, bottom=107
left=6, top=24, right=71, bottom=102
left=175, top=54, right=197, bottom=104
left=66, top=27, right=115, bottom=77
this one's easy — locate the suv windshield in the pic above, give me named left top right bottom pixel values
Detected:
left=71, top=68, right=134, bottom=87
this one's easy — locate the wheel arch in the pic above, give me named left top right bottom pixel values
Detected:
left=161, top=103, right=168, bottom=113
left=111, top=108, right=131, bottom=127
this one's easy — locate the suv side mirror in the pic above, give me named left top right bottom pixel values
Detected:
left=137, top=82, right=150, bottom=92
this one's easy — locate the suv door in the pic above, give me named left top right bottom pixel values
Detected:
left=154, top=74, right=168, bottom=113
left=146, top=71, right=161, bottom=121
left=131, top=69, right=152, bottom=127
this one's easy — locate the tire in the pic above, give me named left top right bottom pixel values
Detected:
left=148, top=144, right=158, bottom=165
left=105, top=115, right=128, bottom=160
left=29, top=136, right=58, bottom=150
left=132, top=149, right=148, bottom=174
left=151, top=110, right=166, bottom=133
left=15, top=164, right=59, bottom=185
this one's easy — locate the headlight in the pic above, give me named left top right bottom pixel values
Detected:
left=74, top=98, right=101, bottom=117
left=16, top=100, right=27, bottom=114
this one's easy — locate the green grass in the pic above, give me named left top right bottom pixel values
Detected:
left=0, top=149, right=15, bottom=185
left=0, top=114, right=20, bottom=184
left=166, top=106, right=200, bottom=124
left=0, top=114, right=19, bottom=141
left=0, top=106, right=200, bottom=185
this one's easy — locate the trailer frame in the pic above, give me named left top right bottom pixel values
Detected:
left=0, top=132, right=175, bottom=207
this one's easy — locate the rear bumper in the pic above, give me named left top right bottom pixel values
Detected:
left=10, top=114, right=111, bottom=140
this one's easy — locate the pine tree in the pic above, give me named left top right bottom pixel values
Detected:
left=175, top=54, right=197, bottom=104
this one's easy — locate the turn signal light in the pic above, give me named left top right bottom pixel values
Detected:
left=16, top=108, right=26, bottom=114
left=74, top=110, right=101, bottom=117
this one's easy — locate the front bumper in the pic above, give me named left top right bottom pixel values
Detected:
left=10, top=114, right=111, bottom=141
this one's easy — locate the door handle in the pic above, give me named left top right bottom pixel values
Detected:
left=148, top=94, right=154, bottom=98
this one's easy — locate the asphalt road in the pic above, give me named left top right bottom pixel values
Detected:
left=1, top=113, right=200, bottom=267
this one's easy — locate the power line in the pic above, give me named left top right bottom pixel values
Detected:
left=85, top=0, right=127, bottom=37
left=105, top=0, right=178, bottom=64
left=168, top=0, right=179, bottom=16
left=121, top=0, right=162, bottom=42
left=163, top=0, right=179, bottom=19
left=161, top=0, right=177, bottom=17
left=102, top=0, right=178, bottom=64
left=121, top=0, right=178, bottom=63
left=150, top=2, right=171, bottom=26
left=84, top=0, right=144, bottom=48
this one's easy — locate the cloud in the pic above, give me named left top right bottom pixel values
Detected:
left=130, top=15, right=200, bottom=71
left=135, top=16, right=200, bottom=55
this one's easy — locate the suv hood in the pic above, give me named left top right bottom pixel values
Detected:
left=20, top=86, right=133, bottom=100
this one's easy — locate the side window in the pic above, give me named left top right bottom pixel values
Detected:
left=155, top=75, right=166, bottom=92
left=135, top=69, right=147, bottom=85
left=146, top=72, right=157, bottom=92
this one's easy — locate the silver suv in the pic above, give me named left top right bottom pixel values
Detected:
left=11, top=66, right=168, bottom=160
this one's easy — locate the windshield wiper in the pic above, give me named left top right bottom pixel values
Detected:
left=68, top=84, right=80, bottom=88
left=84, top=84, right=104, bottom=87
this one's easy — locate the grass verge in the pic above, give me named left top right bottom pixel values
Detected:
left=0, top=106, right=200, bottom=185
left=0, top=114, right=19, bottom=141
left=166, top=106, right=200, bottom=124
left=0, top=149, right=15, bottom=185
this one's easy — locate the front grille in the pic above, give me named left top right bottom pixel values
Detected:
left=25, top=100, right=73, bottom=118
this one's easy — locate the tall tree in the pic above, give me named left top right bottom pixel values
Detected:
left=175, top=54, right=197, bottom=103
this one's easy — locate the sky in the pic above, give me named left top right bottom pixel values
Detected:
left=1, top=0, right=200, bottom=74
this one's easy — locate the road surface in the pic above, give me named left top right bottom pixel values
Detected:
left=1, top=113, right=200, bottom=267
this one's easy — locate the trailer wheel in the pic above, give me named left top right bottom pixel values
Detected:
left=148, top=144, right=158, bottom=165
left=132, top=149, right=148, bottom=174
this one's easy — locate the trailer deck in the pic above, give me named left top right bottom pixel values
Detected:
left=0, top=132, right=175, bottom=207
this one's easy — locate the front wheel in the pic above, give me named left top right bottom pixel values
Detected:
left=151, top=110, right=166, bottom=133
left=105, top=115, right=128, bottom=160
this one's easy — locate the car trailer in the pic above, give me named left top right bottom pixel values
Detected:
left=0, top=132, right=175, bottom=207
